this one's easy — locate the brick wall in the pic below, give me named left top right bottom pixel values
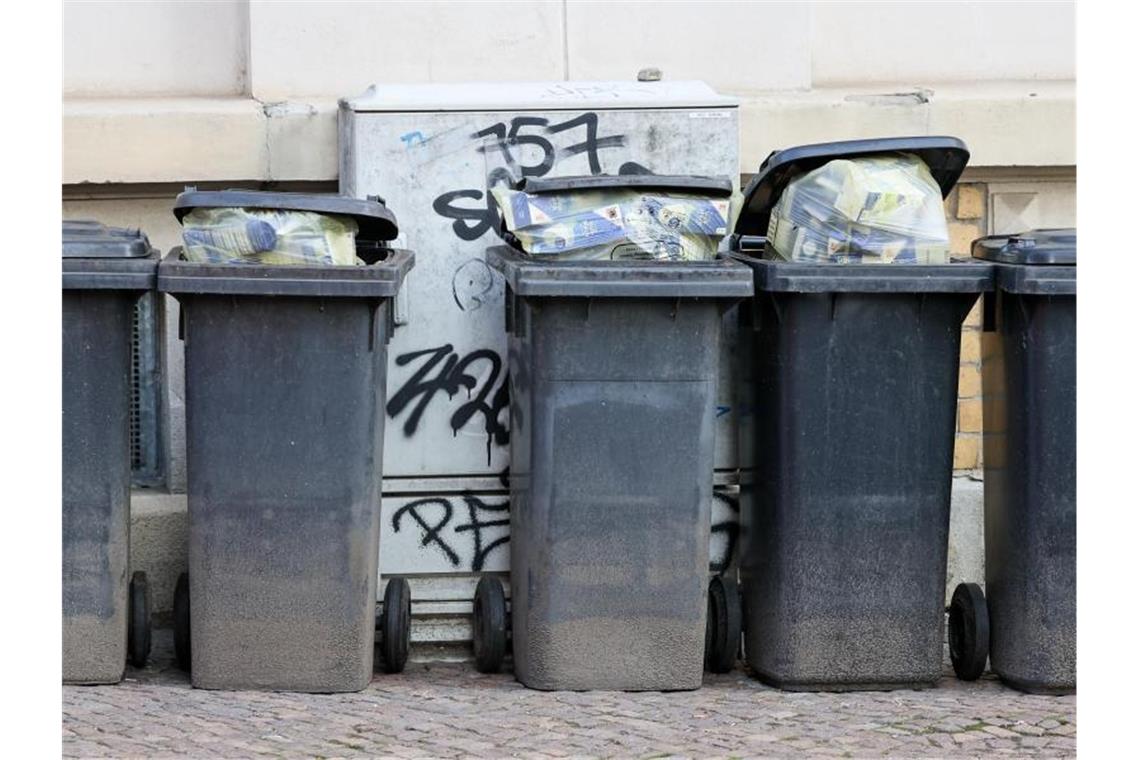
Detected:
left=945, top=184, right=988, bottom=471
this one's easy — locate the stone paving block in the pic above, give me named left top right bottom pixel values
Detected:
left=952, top=731, right=986, bottom=744
left=984, top=725, right=1021, bottom=739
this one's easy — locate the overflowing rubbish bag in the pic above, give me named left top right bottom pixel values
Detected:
left=765, top=154, right=951, bottom=264
left=180, top=207, right=361, bottom=266
left=491, top=177, right=733, bottom=262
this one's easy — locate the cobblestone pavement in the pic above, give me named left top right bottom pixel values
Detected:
left=64, top=630, right=1075, bottom=758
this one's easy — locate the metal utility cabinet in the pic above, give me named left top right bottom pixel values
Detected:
left=339, top=81, right=742, bottom=647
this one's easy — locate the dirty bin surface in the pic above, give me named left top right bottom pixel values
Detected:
left=62, top=221, right=157, bottom=684
left=160, top=247, right=412, bottom=692
left=974, top=229, right=1076, bottom=694
left=490, top=244, right=751, bottom=691
left=161, top=190, right=411, bottom=692
left=732, top=136, right=992, bottom=691
left=735, top=258, right=991, bottom=691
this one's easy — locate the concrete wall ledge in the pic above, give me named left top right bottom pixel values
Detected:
left=65, top=80, right=1074, bottom=186
left=64, top=97, right=338, bottom=185
left=736, top=80, right=1075, bottom=169
left=130, top=490, right=188, bottom=624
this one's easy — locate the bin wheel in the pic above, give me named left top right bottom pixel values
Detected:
left=380, top=578, right=412, bottom=674
left=949, top=582, right=989, bottom=681
left=173, top=572, right=191, bottom=673
left=705, top=575, right=742, bottom=674
left=127, top=571, right=152, bottom=668
left=472, top=577, right=507, bottom=674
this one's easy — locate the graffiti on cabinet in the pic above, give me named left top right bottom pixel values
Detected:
left=388, top=489, right=741, bottom=574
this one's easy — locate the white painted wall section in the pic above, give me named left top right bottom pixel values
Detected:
left=565, top=1, right=812, bottom=91
left=811, top=1, right=1075, bottom=85
left=64, top=0, right=249, bottom=96
left=248, top=0, right=565, bottom=99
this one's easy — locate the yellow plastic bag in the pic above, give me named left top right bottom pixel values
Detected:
left=766, top=154, right=950, bottom=264
left=492, top=186, right=732, bottom=262
left=181, top=208, right=360, bottom=266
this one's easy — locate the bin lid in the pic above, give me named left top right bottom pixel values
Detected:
left=733, top=136, right=970, bottom=237
left=971, top=228, right=1076, bottom=266
left=513, top=174, right=733, bottom=197
left=173, top=189, right=399, bottom=242
left=62, top=220, right=153, bottom=258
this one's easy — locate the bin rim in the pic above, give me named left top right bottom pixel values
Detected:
left=63, top=220, right=156, bottom=259
left=733, top=136, right=970, bottom=237
left=487, top=244, right=752, bottom=299
left=725, top=250, right=993, bottom=294
left=512, top=174, right=734, bottom=197
left=972, top=228, right=1076, bottom=266
left=62, top=257, right=158, bottom=291
left=993, top=263, right=1076, bottom=296
left=173, top=189, right=399, bottom=242
left=157, top=246, right=414, bottom=298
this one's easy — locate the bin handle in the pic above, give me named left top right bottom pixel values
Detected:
left=742, top=292, right=783, bottom=331
left=982, top=291, right=996, bottom=332
left=504, top=291, right=528, bottom=339
left=368, top=299, right=395, bottom=351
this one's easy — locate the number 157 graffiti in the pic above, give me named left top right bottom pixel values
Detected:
left=431, top=112, right=648, bottom=242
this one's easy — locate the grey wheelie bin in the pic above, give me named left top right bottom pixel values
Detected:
left=63, top=221, right=155, bottom=683
left=159, top=191, right=413, bottom=692
left=730, top=137, right=994, bottom=691
left=477, top=175, right=753, bottom=691
left=949, top=229, right=1076, bottom=694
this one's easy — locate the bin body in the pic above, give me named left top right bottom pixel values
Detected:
left=976, top=231, right=1076, bottom=694
left=491, top=246, right=751, bottom=690
left=736, top=258, right=991, bottom=690
left=62, top=222, right=156, bottom=684
left=159, top=248, right=413, bottom=692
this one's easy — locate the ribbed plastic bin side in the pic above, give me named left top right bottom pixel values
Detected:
left=490, top=246, right=751, bottom=691
left=977, top=231, right=1076, bottom=694
left=62, top=223, right=157, bottom=684
left=158, top=248, right=413, bottom=692
left=734, top=257, right=992, bottom=691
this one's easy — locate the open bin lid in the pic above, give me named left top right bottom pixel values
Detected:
left=62, top=220, right=153, bottom=259
left=513, top=174, right=733, bottom=196
left=173, top=189, right=399, bottom=242
left=972, top=228, right=1076, bottom=266
left=733, top=136, right=970, bottom=237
